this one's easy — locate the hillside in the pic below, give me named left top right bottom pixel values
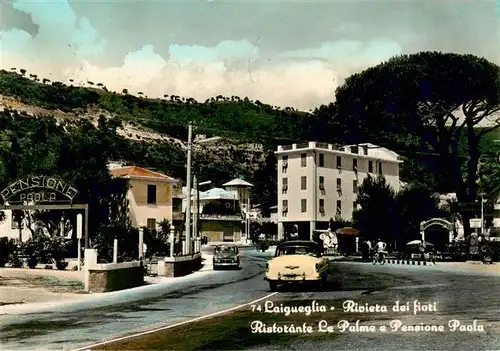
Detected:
left=0, top=69, right=311, bottom=146
left=0, top=68, right=497, bottom=211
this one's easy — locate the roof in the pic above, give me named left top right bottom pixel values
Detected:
left=222, top=178, right=254, bottom=187
left=199, top=187, right=237, bottom=200
left=110, top=166, right=177, bottom=182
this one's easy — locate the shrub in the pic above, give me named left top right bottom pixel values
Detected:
left=7, top=239, right=23, bottom=267
left=23, top=235, right=70, bottom=267
left=93, top=223, right=139, bottom=263
left=0, top=237, right=9, bottom=267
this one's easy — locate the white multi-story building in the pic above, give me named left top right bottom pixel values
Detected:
left=275, top=142, right=402, bottom=240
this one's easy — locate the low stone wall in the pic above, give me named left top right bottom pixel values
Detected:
left=158, top=254, right=202, bottom=277
left=84, top=249, right=145, bottom=293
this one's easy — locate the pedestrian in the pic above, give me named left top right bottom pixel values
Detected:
left=419, top=240, right=425, bottom=261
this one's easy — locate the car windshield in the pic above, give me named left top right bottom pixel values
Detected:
left=276, top=246, right=318, bottom=257
left=215, top=246, right=237, bottom=254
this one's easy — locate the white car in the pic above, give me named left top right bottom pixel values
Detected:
left=265, top=240, right=330, bottom=291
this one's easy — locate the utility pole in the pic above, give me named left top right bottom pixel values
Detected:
left=193, top=175, right=198, bottom=243
left=246, top=189, right=250, bottom=243
left=184, top=122, right=193, bottom=255
left=480, top=192, right=485, bottom=236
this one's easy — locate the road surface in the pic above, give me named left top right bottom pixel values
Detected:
left=1, top=247, right=499, bottom=350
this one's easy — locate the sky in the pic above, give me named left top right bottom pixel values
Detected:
left=1, top=0, right=499, bottom=111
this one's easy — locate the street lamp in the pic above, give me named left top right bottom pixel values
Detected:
left=193, top=178, right=211, bottom=244
left=184, top=122, right=216, bottom=255
left=478, top=192, right=486, bottom=236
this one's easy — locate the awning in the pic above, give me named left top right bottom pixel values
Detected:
left=336, top=227, right=359, bottom=235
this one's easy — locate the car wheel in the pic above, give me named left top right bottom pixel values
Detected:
left=269, top=282, right=278, bottom=292
left=213, top=266, right=218, bottom=271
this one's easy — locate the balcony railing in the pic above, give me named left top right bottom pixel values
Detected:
left=277, top=141, right=338, bottom=152
left=199, top=213, right=243, bottom=221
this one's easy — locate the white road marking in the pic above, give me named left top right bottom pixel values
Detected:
left=69, top=291, right=279, bottom=351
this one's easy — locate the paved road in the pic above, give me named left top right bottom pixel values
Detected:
left=2, top=247, right=499, bottom=350
left=248, top=260, right=500, bottom=351
left=0, top=246, right=271, bottom=350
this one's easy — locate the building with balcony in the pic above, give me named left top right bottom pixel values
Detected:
left=110, top=166, right=180, bottom=230
left=193, top=187, right=243, bottom=242
left=222, top=179, right=253, bottom=212
left=276, top=142, right=402, bottom=240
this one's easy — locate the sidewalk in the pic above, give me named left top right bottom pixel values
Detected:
left=1, top=251, right=216, bottom=315
left=437, top=261, right=500, bottom=274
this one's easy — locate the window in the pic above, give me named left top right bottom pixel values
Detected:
left=11, top=217, right=20, bottom=230
left=319, top=199, right=325, bottom=215
left=319, top=176, right=325, bottom=193
left=378, top=162, right=383, bottom=175
left=282, top=156, right=288, bottom=173
left=282, top=177, right=288, bottom=194
left=351, top=145, right=359, bottom=154
left=147, top=218, right=156, bottom=230
left=319, top=153, right=325, bottom=167
left=368, top=161, right=373, bottom=173
left=301, top=176, right=307, bottom=190
left=301, top=153, right=307, bottom=167
left=301, top=199, right=307, bottom=213
left=147, top=184, right=157, bottom=204
left=336, top=156, right=342, bottom=169
left=282, top=200, right=288, bottom=216
left=336, top=200, right=342, bottom=216
left=336, top=178, right=342, bottom=191
left=353, top=179, right=358, bottom=193
left=173, top=198, right=182, bottom=212
left=353, top=158, right=358, bottom=172
left=362, top=145, right=368, bottom=155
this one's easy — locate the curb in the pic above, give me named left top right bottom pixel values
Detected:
left=386, top=259, right=436, bottom=266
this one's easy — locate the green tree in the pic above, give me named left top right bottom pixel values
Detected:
left=477, top=140, right=500, bottom=201
left=251, top=151, right=277, bottom=217
left=353, top=175, right=399, bottom=242
left=332, top=52, right=500, bottom=237
left=396, top=185, right=441, bottom=243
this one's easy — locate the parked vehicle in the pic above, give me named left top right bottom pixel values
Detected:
left=265, top=240, right=330, bottom=291
left=213, top=245, right=240, bottom=270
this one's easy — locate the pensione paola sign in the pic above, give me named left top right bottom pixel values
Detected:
left=0, top=176, right=79, bottom=204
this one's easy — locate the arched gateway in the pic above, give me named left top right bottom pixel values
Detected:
left=0, top=176, right=89, bottom=248
left=419, top=218, right=454, bottom=244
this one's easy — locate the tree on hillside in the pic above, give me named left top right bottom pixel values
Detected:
left=353, top=175, right=399, bottom=242
left=330, top=52, right=500, bottom=237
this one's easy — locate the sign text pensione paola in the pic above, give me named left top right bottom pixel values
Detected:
left=1, top=176, right=78, bottom=203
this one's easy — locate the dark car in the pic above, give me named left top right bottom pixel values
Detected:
left=213, top=245, right=240, bottom=270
